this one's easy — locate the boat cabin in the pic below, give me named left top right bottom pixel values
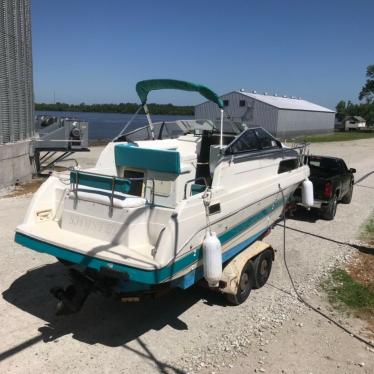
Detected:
left=74, top=121, right=285, bottom=210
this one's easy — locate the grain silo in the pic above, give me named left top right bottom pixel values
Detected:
left=0, top=0, right=34, bottom=187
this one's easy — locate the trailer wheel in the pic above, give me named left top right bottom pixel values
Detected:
left=253, top=249, right=273, bottom=289
left=225, top=260, right=254, bottom=305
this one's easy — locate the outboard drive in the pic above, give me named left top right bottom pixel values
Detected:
left=50, top=268, right=93, bottom=315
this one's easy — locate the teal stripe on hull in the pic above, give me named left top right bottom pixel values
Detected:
left=173, top=227, right=268, bottom=289
left=14, top=198, right=283, bottom=285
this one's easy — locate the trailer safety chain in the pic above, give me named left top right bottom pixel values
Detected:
left=278, top=184, right=374, bottom=350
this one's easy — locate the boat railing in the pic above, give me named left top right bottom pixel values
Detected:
left=282, top=142, right=309, bottom=166
left=184, top=177, right=208, bottom=199
left=69, top=169, right=155, bottom=214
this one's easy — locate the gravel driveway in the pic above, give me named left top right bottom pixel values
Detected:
left=0, top=139, right=373, bottom=374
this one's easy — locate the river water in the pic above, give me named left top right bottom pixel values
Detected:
left=36, top=111, right=193, bottom=140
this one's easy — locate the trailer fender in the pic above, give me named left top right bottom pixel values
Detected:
left=220, top=241, right=274, bottom=295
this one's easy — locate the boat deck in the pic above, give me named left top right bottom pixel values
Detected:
left=16, top=221, right=159, bottom=270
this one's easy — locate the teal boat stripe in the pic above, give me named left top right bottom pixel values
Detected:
left=173, top=227, right=268, bottom=289
left=14, top=198, right=283, bottom=284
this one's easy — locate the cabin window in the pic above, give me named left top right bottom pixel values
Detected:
left=239, top=100, right=246, bottom=107
left=223, top=100, right=229, bottom=107
left=278, top=159, right=298, bottom=174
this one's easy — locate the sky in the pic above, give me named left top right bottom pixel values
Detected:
left=31, top=0, right=374, bottom=109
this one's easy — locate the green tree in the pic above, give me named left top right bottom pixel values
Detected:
left=335, top=100, right=346, bottom=121
left=35, top=102, right=194, bottom=116
left=359, top=64, right=374, bottom=103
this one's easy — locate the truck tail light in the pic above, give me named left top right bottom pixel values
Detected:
left=323, top=182, right=333, bottom=198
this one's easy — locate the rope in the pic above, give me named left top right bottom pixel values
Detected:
left=202, top=189, right=212, bottom=235
left=112, top=105, right=142, bottom=141
left=278, top=184, right=374, bottom=349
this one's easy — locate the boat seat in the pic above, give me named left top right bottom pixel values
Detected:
left=114, top=144, right=181, bottom=174
left=68, top=187, right=146, bottom=209
left=69, top=171, right=145, bottom=208
left=70, top=170, right=131, bottom=194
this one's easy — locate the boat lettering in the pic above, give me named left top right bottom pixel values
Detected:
left=69, top=215, right=117, bottom=235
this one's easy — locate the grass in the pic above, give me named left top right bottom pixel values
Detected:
left=322, top=213, right=374, bottom=333
left=323, top=269, right=374, bottom=334
left=323, top=269, right=374, bottom=310
left=361, top=214, right=374, bottom=244
left=293, top=130, right=374, bottom=143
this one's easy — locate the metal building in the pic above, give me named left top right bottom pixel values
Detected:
left=0, top=0, right=34, bottom=187
left=195, top=91, right=335, bottom=138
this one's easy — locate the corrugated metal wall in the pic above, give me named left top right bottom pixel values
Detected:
left=277, top=110, right=335, bottom=137
left=195, top=92, right=235, bottom=121
left=252, top=100, right=278, bottom=135
left=195, top=92, right=335, bottom=137
left=195, top=92, right=257, bottom=122
left=0, top=0, right=34, bottom=145
left=195, top=92, right=279, bottom=135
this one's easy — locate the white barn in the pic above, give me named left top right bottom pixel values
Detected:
left=195, top=91, right=335, bottom=138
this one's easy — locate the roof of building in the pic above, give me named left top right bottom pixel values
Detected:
left=237, top=91, right=334, bottom=112
left=345, top=115, right=366, bottom=122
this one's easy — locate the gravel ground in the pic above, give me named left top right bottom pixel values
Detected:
left=0, top=139, right=374, bottom=373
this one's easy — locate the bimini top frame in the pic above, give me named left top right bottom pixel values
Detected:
left=115, top=79, right=225, bottom=148
left=136, top=79, right=224, bottom=109
left=136, top=79, right=225, bottom=147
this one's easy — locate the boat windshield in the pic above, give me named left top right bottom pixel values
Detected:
left=225, top=128, right=282, bottom=155
left=115, top=119, right=246, bottom=143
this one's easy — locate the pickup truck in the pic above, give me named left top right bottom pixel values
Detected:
left=304, top=155, right=356, bottom=220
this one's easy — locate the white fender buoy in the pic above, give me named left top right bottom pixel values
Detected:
left=203, top=231, right=222, bottom=287
left=302, top=179, right=314, bottom=207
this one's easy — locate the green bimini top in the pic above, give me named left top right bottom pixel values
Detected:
left=136, top=79, right=224, bottom=109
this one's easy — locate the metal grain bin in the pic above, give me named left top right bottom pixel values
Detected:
left=0, top=0, right=34, bottom=145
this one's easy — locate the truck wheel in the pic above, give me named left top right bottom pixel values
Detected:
left=341, top=184, right=353, bottom=204
left=225, top=260, right=254, bottom=305
left=322, top=195, right=338, bottom=220
left=253, top=249, right=273, bottom=289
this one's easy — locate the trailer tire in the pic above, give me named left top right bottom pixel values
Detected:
left=225, top=260, right=254, bottom=305
left=253, top=249, right=273, bottom=289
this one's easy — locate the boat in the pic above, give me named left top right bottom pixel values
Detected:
left=15, top=79, right=311, bottom=313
